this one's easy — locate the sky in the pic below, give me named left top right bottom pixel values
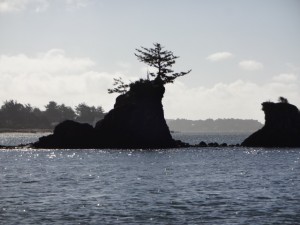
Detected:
left=0, top=0, right=299, bottom=122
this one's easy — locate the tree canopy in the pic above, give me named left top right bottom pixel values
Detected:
left=135, top=43, right=191, bottom=84
left=75, top=103, right=104, bottom=124
left=0, top=100, right=105, bottom=129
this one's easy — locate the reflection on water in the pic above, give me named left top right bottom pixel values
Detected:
left=0, top=132, right=51, bottom=146
left=0, top=133, right=300, bottom=224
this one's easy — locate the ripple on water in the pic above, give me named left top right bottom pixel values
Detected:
left=0, top=134, right=300, bottom=224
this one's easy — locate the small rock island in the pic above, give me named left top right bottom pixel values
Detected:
left=33, top=79, right=182, bottom=149
left=33, top=43, right=190, bottom=149
left=242, top=97, right=300, bottom=147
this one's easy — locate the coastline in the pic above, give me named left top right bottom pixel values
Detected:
left=0, top=128, right=53, bottom=133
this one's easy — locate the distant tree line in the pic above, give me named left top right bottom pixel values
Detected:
left=167, top=118, right=263, bottom=133
left=0, top=100, right=105, bottom=130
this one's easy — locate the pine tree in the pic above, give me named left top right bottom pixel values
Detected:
left=135, top=43, right=191, bottom=84
left=107, top=77, right=130, bottom=94
left=278, top=96, right=289, bottom=104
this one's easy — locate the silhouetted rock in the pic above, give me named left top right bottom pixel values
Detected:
left=33, top=120, right=96, bottom=148
left=94, top=79, right=176, bottom=148
left=198, top=141, right=208, bottom=147
left=33, top=79, right=178, bottom=149
left=208, top=142, right=219, bottom=147
left=242, top=100, right=300, bottom=147
left=220, top=143, right=227, bottom=147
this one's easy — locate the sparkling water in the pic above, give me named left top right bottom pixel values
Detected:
left=0, top=133, right=299, bottom=224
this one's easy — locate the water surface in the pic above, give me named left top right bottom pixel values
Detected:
left=0, top=133, right=299, bottom=224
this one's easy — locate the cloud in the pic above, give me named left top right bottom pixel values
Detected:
left=0, top=0, right=49, bottom=13
left=0, top=0, right=91, bottom=13
left=0, top=49, right=136, bottom=111
left=1, top=50, right=299, bottom=122
left=285, top=62, right=300, bottom=72
left=65, top=0, right=91, bottom=10
left=239, top=60, right=264, bottom=71
left=116, top=61, right=131, bottom=70
left=163, top=79, right=300, bottom=122
left=272, top=73, right=298, bottom=83
left=206, top=52, right=233, bottom=62
left=0, top=49, right=95, bottom=75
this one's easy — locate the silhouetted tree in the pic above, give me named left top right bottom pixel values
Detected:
left=135, top=43, right=191, bottom=84
left=44, top=101, right=78, bottom=125
left=108, top=77, right=130, bottom=94
left=44, top=101, right=61, bottom=125
left=75, top=103, right=105, bottom=124
left=31, top=107, right=50, bottom=128
left=0, top=100, right=49, bottom=128
left=278, top=96, right=289, bottom=104
left=0, top=100, right=25, bottom=128
left=0, top=100, right=105, bottom=129
left=58, top=104, right=76, bottom=121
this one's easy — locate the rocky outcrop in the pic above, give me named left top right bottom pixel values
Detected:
left=33, top=79, right=179, bottom=149
left=94, top=79, right=176, bottom=148
left=242, top=100, right=300, bottom=147
left=33, top=120, right=97, bottom=148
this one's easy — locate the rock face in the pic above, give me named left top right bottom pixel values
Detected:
left=33, top=120, right=97, bottom=148
left=33, top=79, right=177, bottom=149
left=242, top=101, right=300, bottom=147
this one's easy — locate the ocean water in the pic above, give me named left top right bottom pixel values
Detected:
left=0, top=133, right=300, bottom=224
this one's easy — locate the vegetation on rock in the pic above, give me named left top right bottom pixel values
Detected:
left=108, top=77, right=130, bottom=94
left=108, top=43, right=191, bottom=94
left=135, top=43, right=191, bottom=84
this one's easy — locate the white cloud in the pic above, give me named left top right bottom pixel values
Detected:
left=272, top=73, right=298, bottom=83
left=0, top=50, right=136, bottom=111
left=116, top=61, right=131, bottom=69
left=65, top=0, right=91, bottom=9
left=239, top=60, right=264, bottom=71
left=163, top=79, right=300, bottom=122
left=0, top=49, right=95, bottom=75
left=0, top=0, right=91, bottom=13
left=1, top=50, right=299, bottom=122
left=206, top=52, right=233, bottom=62
left=0, top=0, right=49, bottom=13
left=285, top=63, right=300, bottom=72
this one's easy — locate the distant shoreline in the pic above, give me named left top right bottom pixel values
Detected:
left=0, top=128, right=255, bottom=134
left=171, top=130, right=254, bottom=134
left=0, top=128, right=53, bottom=133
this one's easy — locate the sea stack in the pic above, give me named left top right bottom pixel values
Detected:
left=94, top=78, right=176, bottom=148
left=242, top=98, right=300, bottom=147
left=33, top=43, right=192, bottom=149
left=33, top=78, right=177, bottom=149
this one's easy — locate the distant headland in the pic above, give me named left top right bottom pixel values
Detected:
left=167, top=119, right=262, bottom=133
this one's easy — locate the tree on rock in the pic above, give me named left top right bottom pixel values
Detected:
left=108, top=77, right=130, bottom=94
left=135, top=43, right=191, bottom=84
left=278, top=96, right=289, bottom=104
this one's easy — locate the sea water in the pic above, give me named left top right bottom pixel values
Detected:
left=0, top=133, right=299, bottom=224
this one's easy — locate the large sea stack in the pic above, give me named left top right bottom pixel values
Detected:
left=242, top=99, right=300, bottom=147
left=33, top=78, right=177, bottom=149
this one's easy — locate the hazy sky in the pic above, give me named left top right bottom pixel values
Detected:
left=0, top=0, right=299, bottom=122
